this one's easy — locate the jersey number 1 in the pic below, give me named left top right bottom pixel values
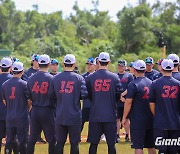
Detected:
left=9, top=87, right=16, bottom=99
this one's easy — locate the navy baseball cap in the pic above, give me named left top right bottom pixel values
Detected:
left=51, top=59, right=59, bottom=65
left=86, top=57, right=95, bottom=65
left=118, top=60, right=127, bottom=66
left=32, top=54, right=39, bottom=61
left=129, top=62, right=134, bottom=67
left=145, top=57, right=154, bottom=65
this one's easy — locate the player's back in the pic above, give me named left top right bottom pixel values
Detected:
left=172, top=72, right=180, bottom=81
left=27, top=71, right=53, bottom=107
left=2, top=77, right=28, bottom=127
left=22, top=67, right=38, bottom=81
left=50, top=71, right=87, bottom=125
left=0, top=73, right=12, bottom=121
left=86, top=69, right=121, bottom=122
left=127, top=77, right=153, bottom=129
left=150, top=76, right=180, bottom=130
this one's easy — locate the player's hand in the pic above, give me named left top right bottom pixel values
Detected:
left=120, top=96, right=125, bottom=102
left=122, top=118, right=127, bottom=127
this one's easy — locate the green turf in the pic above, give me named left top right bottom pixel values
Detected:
left=34, top=141, right=151, bottom=154
left=1, top=123, right=153, bottom=154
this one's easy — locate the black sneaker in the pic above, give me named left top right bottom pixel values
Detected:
left=125, top=135, right=130, bottom=142
left=116, top=134, right=120, bottom=143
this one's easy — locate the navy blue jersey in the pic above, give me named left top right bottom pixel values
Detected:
left=152, top=72, right=162, bottom=81
left=145, top=69, right=159, bottom=81
left=0, top=73, right=12, bottom=120
left=50, top=72, right=60, bottom=76
left=2, top=78, right=28, bottom=127
left=86, top=69, right=122, bottom=122
left=49, top=71, right=88, bottom=125
left=172, top=72, right=180, bottom=81
left=82, top=72, right=92, bottom=108
left=149, top=76, right=180, bottom=130
left=27, top=71, right=53, bottom=107
left=126, top=77, right=153, bottom=129
left=117, top=72, right=134, bottom=107
left=22, top=67, right=38, bottom=81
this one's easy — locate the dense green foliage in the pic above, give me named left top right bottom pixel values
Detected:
left=0, top=0, right=179, bottom=72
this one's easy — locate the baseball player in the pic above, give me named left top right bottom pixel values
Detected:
left=26, top=54, right=56, bottom=154
left=167, top=53, right=180, bottom=81
left=122, top=60, right=155, bottom=154
left=116, top=60, right=134, bottom=142
left=49, top=54, right=88, bottom=154
left=86, top=52, right=122, bottom=154
left=145, top=57, right=159, bottom=81
left=50, top=59, right=60, bottom=76
left=149, top=59, right=180, bottom=154
left=22, top=54, right=39, bottom=81
left=152, top=59, right=163, bottom=80
left=2, top=62, right=29, bottom=154
left=0, top=57, right=13, bottom=153
left=81, top=57, right=96, bottom=132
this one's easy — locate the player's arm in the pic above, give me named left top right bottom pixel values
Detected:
left=48, top=79, right=57, bottom=108
left=2, top=100, right=6, bottom=106
left=28, top=99, right=32, bottom=111
left=149, top=82, right=155, bottom=116
left=1, top=84, right=6, bottom=106
left=122, top=82, right=135, bottom=125
left=80, top=77, right=88, bottom=100
left=116, top=77, right=123, bottom=101
left=149, top=102, right=155, bottom=115
left=122, top=98, right=133, bottom=126
left=26, top=82, right=32, bottom=101
left=86, top=77, right=92, bottom=100
left=120, top=90, right=127, bottom=102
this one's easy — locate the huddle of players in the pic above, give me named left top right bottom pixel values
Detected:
left=0, top=52, right=179, bottom=154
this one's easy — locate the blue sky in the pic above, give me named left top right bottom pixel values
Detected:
left=12, top=0, right=176, bottom=20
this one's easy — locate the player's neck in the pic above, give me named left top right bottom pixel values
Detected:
left=135, top=74, right=144, bottom=77
left=32, top=66, right=38, bottom=70
left=162, top=72, right=172, bottom=76
left=89, top=70, right=95, bottom=73
left=172, top=67, right=179, bottom=72
left=99, top=66, right=108, bottom=70
left=52, top=71, right=57, bottom=74
left=39, top=68, right=49, bottom=72
left=118, top=71, right=125, bottom=74
left=13, top=74, right=22, bottom=78
left=1, top=71, right=10, bottom=74
left=146, top=69, right=152, bottom=72
left=64, top=67, right=74, bottom=71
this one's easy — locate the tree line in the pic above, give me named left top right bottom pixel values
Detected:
left=0, top=0, right=179, bottom=72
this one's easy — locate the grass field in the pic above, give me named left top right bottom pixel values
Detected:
left=2, top=123, right=151, bottom=154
